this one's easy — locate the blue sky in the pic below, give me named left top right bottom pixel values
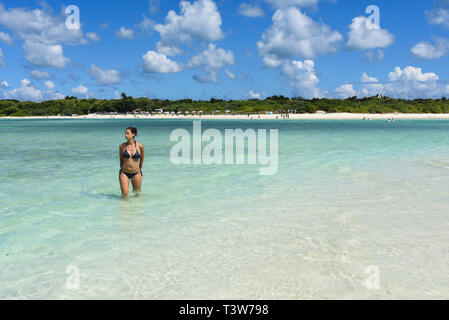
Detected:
left=0, top=0, right=449, bottom=101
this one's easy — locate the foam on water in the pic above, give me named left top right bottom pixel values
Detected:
left=1, top=119, right=449, bottom=299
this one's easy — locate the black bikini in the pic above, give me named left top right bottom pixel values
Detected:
left=122, top=141, right=140, bottom=159
left=120, top=141, right=142, bottom=179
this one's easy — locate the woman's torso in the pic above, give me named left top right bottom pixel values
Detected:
left=121, top=141, right=141, bottom=173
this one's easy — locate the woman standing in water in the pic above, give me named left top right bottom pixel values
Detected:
left=119, top=127, right=144, bottom=198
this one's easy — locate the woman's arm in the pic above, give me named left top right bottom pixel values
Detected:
left=139, top=144, right=144, bottom=169
left=119, top=144, right=123, bottom=168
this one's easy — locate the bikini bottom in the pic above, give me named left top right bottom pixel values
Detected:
left=120, top=169, right=142, bottom=179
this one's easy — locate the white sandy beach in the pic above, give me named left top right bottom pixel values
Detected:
left=3, top=113, right=449, bottom=120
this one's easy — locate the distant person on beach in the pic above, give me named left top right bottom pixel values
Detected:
left=119, top=127, right=144, bottom=198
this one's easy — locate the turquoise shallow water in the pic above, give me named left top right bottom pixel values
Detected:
left=1, top=119, right=449, bottom=299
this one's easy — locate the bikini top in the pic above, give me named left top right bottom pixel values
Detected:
left=122, top=141, right=140, bottom=159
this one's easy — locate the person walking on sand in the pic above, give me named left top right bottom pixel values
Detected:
left=119, top=127, right=144, bottom=198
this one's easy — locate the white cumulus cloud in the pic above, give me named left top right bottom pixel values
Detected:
left=72, top=85, right=88, bottom=95
left=23, top=40, right=70, bottom=68
left=361, top=72, right=379, bottom=83
left=257, top=8, right=342, bottom=67
left=71, top=85, right=93, bottom=98
left=383, top=66, right=444, bottom=99
left=142, top=50, right=181, bottom=73
left=116, top=27, right=135, bottom=39
left=411, top=37, right=449, bottom=59
left=0, top=48, right=5, bottom=66
left=245, top=90, right=262, bottom=99
left=42, top=80, right=64, bottom=100
left=363, top=50, right=385, bottom=63
left=0, top=31, right=12, bottom=45
left=335, top=84, right=356, bottom=99
left=192, top=71, right=219, bottom=84
left=188, top=43, right=234, bottom=84
left=187, top=43, right=234, bottom=70
left=336, top=68, right=449, bottom=99
left=237, top=3, right=264, bottom=17
left=359, top=72, right=383, bottom=97
left=113, top=16, right=155, bottom=41
left=414, top=2, right=449, bottom=60
left=225, top=69, right=236, bottom=80
left=30, top=70, right=53, bottom=79
left=0, top=4, right=84, bottom=45
left=426, top=1, right=449, bottom=29
left=281, top=59, right=326, bottom=99
left=44, top=80, right=54, bottom=89
left=88, top=65, right=122, bottom=85
left=155, top=0, right=224, bottom=56
left=388, top=66, right=439, bottom=82
left=47, top=92, right=65, bottom=100
left=6, top=78, right=43, bottom=101
left=136, top=15, right=156, bottom=33
left=86, top=32, right=100, bottom=42
left=347, top=16, right=394, bottom=50
left=0, top=3, right=90, bottom=68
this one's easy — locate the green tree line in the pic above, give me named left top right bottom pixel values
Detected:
left=2, top=94, right=449, bottom=117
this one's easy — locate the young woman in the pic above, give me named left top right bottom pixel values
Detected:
left=119, top=127, right=144, bottom=197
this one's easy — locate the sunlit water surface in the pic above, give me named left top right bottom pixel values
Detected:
left=1, top=119, right=448, bottom=299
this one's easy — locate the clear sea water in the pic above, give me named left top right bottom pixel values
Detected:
left=1, top=119, right=448, bottom=299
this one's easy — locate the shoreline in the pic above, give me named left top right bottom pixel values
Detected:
left=2, top=113, right=449, bottom=120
